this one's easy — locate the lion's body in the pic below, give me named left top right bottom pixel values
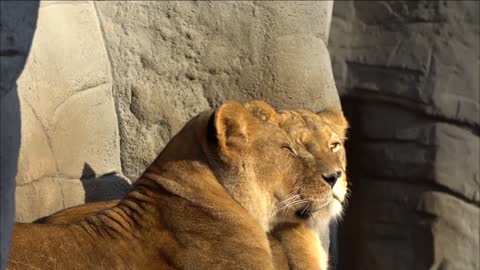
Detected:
left=11, top=164, right=274, bottom=269
left=10, top=101, right=349, bottom=270
left=33, top=200, right=119, bottom=224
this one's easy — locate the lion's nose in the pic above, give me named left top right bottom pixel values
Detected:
left=322, top=171, right=342, bottom=188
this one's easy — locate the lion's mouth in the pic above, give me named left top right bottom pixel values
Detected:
left=295, top=203, right=313, bottom=219
left=294, top=199, right=328, bottom=219
left=295, top=194, right=342, bottom=219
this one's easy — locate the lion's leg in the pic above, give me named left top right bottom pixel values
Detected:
left=271, top=223, right=328, bottom=270
left=269, top=235, right=290, bottom=270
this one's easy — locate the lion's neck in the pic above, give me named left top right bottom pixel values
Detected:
left=227, top=182, right=272, bottom=232
left=215, top=163, right=273, bottom=232
left=130, top=158, right=272, bottom=233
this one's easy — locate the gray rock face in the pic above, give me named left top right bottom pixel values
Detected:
left=1, top=1, right=129, bottom=224
left=94, top=1, right=339, bottom=180
left=329, top=1, right=479, bottom=269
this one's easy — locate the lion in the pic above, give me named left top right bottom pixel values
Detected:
left=268, top=107, right=349, bottom=270
left=245, top=102, right=349, bottom=270
left=31, top=101, right=349, bottom=270
left=8, top=101, right=347, bottom=270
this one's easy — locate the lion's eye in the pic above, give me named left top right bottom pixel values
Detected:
left=330, top=142, right=341, bottom=153
left=281, top=144, right=298, bottom=157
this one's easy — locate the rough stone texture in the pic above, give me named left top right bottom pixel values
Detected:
left=94, top=1, right=338, bottom=180
left=329, top=1, right=479, bottom=269
left=418, top=192, right=479, bottom=269
left=353, top=104, right=479, bottom=203
left=341, top=180, right=479, bottom=270
left=1, top=1, right=130, bottom=224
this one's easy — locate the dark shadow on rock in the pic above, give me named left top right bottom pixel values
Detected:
left=329, top=222, right=339, bottom=270
left=79, top=163, right=132, bottom=203
left=336, top=99, right=363, bottom=270
left=0, top=1, right=39, bottom=269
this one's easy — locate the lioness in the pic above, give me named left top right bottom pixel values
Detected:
left=9, top=101, right=346, bottom=270
left=269, top=107, right=349, bottom=270
left=31, top=102, right=349, bottom=270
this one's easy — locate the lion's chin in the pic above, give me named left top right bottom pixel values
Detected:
left=328, top=197, right=344, bottom=219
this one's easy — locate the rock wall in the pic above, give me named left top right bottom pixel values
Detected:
left=94, top=1, right=338, bottom=180
left=1, top=1, right=338, bottom=267
left=1, top=2, right=129, bottom=224
left=328, top=1, right=479, bottom=269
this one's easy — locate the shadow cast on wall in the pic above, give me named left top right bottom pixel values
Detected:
left=0, top=1, right=39, bottom=268
left=79, top=163, right=131, bottom=203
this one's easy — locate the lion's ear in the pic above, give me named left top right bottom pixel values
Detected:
left=317, top=108, right=349, bottom=138
left=213, top=102, right=256, bottom=155
left=244, top=100, right=278, bottom=123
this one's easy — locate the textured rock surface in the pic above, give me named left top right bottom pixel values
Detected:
left=328, top=1, right=479, bottom=269
left=2, top=1, right=129, bottom=223
left=95, top=1, right=339, bottom=180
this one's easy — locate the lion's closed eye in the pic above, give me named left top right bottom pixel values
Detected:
left=281, top=144, right=298, bottom=157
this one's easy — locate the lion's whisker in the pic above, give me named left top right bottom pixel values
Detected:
left=274, top=194, right=301, bottom=209
left=273, top=195, right=299, bottom=212
left=272, top=198, right=311, bottom=216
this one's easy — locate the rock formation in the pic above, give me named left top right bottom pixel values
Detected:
left=328, top=1, right=479, bottom=269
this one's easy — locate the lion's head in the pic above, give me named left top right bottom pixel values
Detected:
left=151, top=101, right=347, bottom=231
left=278, top=108, right=348, bottom=224
left=242, top=101, right=349, bottom=230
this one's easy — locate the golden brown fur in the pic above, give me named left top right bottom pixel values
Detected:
left=9, top=101, right=348, bottom=270
left=34, top=200, right=120, bottom=224
left=245, top=101, right=349, bottom=270
left=271, top=107, right=349, bottom=270
left=33, top=102, right=349, bottom=270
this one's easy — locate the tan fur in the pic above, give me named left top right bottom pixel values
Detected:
left=34, top=203, right=324, bottom=270
left=37, top=203, right=292, bottom=270
left=9, top=101, right=348, bottom=270
left=33, top=200, right=120, bottom=224
left=249, top=102, right=349, bottom=270
left=271, top=223, right=328, bottom=270
left=35, top=204, right=328, bottom=270
left=33, top=102, right=349, bottom=270
left=277, top=108, right=349, bottom=223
